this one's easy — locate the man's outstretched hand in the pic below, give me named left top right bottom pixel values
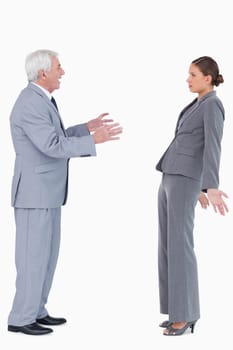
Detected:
left=87, top=113, right=114, bottom=132
left=86, top=112, right=123, bottom=144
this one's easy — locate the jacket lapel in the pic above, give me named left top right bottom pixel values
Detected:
left=27, top=83, right=67, bottom=136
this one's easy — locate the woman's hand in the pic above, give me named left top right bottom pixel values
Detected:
left=198, top=192, right=209, bottom=209
left=207, top=188, right=229, bottom=216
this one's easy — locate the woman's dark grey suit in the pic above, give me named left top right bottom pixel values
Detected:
left=156, top=91, right=224, bottom=322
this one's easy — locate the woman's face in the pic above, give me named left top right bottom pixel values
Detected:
left=186, top=63, right=212, bottom=97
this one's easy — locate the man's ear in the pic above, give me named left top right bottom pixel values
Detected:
left=38, top=69, right=47, bottom=80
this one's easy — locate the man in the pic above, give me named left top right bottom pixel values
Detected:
left=8, top=49, right=122, bottom=335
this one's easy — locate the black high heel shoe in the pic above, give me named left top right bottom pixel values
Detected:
left=163, top=321, right=196, bottom=336
left=159, top=320, right=172, bottom=328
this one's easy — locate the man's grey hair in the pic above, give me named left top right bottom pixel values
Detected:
left=25, top=49, right=58, bottom=82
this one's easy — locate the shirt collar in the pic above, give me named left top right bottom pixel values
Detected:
left=31, top=82, right=52, bottom=100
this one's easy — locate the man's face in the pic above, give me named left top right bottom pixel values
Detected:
left=43, top=56, right=65, bottom=93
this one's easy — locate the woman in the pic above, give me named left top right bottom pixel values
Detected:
left=156, top=56, right=228, bottom=336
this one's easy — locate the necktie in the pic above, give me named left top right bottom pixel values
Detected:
left=51, top=96, right=65, bottom=134
left=51, top=96, right=58, bottom=111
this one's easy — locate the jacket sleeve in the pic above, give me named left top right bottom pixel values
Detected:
left=19, top=102, right=96, bottom=159
left=65, top=123, right=90, bottom=137
left=201, top=99, right=224, bottom=190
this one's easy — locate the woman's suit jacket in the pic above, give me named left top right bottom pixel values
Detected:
left=156, top=91, right=225, bottom=190
left=10, top=83, right=96, bottom=208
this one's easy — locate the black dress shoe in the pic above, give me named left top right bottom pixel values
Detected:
left=36, top=314, right=67, bottom=326
left=8, top=322, right=53, bottom=335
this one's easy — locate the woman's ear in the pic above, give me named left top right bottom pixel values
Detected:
left=205, top=74, right=212, bottom=85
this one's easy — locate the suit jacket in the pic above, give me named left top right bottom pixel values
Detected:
left=10, top=83, right=96, bottom=208
left=156, top=91, right=225, bottom=190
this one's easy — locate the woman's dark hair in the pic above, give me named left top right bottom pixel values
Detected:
left=192, top=56, right=224, bottom=87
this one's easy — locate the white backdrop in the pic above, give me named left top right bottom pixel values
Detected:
left=0, top=0, right=232, bottom=348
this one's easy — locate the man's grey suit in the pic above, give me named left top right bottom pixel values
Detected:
left=156, top=91, right=224, bottom=322
left=8, top=83, right=96, bottom=326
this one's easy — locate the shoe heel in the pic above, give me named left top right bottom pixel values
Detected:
left=8, top=325, right=20, bottom=332
left=190, top=322, right=196, bottom=333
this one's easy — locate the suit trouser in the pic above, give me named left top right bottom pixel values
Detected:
left=8, top=207, right=61, bottom=326
left=158, top=173, right=201, bottom=322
